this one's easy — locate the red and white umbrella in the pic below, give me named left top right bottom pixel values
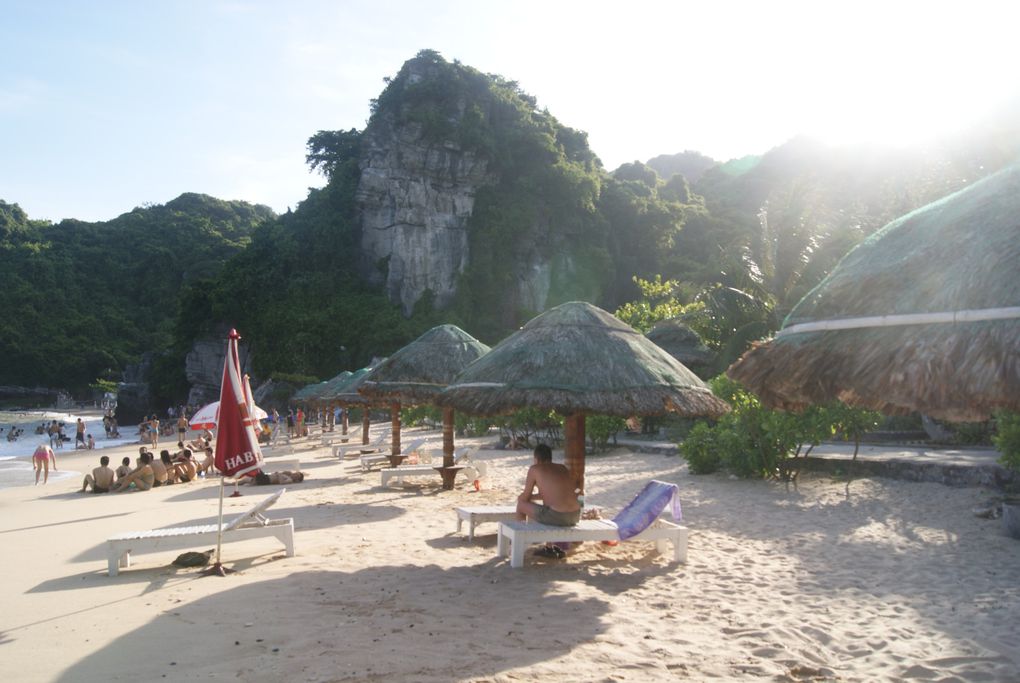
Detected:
left=189, top=400, right=268, bottom=431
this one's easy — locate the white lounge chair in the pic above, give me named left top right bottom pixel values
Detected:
left=380, top=447, right=477, bottom=487
left=495, top=480, right=688, bottom=568
left=324, top=426, right=362, bottom=450
left=106, top=489, right=295, bottom=576
left=335, top=433, right=386, bottom=460
left=360, top=438, right=426, bottom=472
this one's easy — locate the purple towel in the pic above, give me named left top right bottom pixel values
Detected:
left=611, top=480, right=682, bottom=540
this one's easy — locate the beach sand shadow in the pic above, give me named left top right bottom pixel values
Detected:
left=53, top=565, right=610, bottom=682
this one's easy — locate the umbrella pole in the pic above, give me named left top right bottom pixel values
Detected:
left=341, top=404, right=348, bottom=435
left=362, top=410, right=370, bottom=445
left=564, top=413, right=586, bottom=497
left=388, top=402, right=403, bottom=467
left=202, top=476, right=234, bottom=577
left=442, top=408, right=455, bottom=468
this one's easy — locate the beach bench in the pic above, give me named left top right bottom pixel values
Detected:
left=380, top=447, right=476, bottom=487
left=455, top=505, right=518, bottom=541
left=360, top=438, right=425, bottom=472
left=106, top=489, right=295, bottom=577
left=495, top=480, right=688, bottom=568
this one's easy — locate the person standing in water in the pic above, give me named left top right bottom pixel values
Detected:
left=33, top=443, right=57, bottom=485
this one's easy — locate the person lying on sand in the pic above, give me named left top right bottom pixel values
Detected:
left=516, top=443, right=581, bottom=527
left=238, top=470, right=305, bottom=486
left=81, top=455, right=115, bottom=493
left=111, top=452, right=154, bottom=492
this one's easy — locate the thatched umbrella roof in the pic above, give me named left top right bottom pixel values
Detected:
left=646, top=320, right=714, bottom=374
left=358, top=324, right=490, bottom=478
left=327, top=367, right=377, bottom=405
left=314, top=371, right=352, bottom=402
left=292, top=381, right=325, bottom=402
left=727, top=162, right=1020, bottom=422
left=440, top=301, right=728, bottom=492
left=359, top=324, right=491, bottom=403
left=439, top=301, right=729, bottom=418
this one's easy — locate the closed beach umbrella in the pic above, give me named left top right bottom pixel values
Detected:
left=359, top=324, right=490, bottom=484
left=727, top=162, right=1020, bottom=421
left=439, top=301, right=729, bottom=492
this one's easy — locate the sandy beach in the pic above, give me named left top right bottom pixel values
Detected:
left=1, top=425, right=1018, bottom=682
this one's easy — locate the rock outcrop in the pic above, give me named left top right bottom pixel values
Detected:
left=355, top=59, right=497, bottom=315
left=185, top=337, right=253, bottom=407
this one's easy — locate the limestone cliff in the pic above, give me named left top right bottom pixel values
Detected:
left=355, top=59, right=497, bottom=315
left=184, top=337, right=253, bottom=407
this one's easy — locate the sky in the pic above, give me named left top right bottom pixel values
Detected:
left=2, top=0, right=1018, bottom=223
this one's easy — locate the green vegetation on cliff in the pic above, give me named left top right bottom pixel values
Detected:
left=0, top=194, right=271, bottom=391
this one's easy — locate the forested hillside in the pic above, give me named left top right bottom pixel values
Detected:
left=5, top=50, right=1018, bottom=407
left=0, top=194, right=272, bottom=391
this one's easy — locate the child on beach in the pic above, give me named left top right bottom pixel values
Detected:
left=81, top=455, right=115, bottom=493
left=111, top=452, right=154, bottom=492
left=87, top=434, right=95, bottom=449
left=33, top=443, right=57, bottom=485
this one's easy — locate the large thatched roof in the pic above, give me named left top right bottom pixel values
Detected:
left=309, top=371, right=352, bottom=402
left=646, top=320, right=714, bottom=372
left=728, top=162, right=1020, bottom=421
left=439, top=301, right=730, bottom=418
left=359, top=324, right=491, bottom=404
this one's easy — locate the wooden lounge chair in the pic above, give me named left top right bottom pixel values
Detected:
left=106, top=489, right=295, bottom=576
left=380, top=447, right=477, bottom=487
left=360, top=438, right=426, bottom=471
left=495, top=480, right=688, bottom=568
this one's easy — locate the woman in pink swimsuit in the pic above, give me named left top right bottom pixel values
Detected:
left=33, top=443, right=57, bottom=485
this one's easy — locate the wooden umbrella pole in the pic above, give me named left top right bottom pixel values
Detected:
left=442, top=407, right=455, bottom=468
left=391, top=402, right=401, bottom=456
left=361, top=410, right=370, bottom=445
left=340, top=403, right=348, bottom=435
left=564, top=413, right=586, bottom=496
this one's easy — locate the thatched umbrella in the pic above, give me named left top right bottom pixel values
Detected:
left=359, top=324, right=491, bottom=484
left=646, top=320, right=715, bottom=379
left=327, top=366, right=381, bottom=446
left=313, top=371, right=352, bottom=432
left=727, top=162, right=1020, bottom=421
left=439, top=301, right=730, bottom=492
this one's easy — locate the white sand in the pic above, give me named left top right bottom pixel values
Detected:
left=1, top=426, right=1018, bottom=682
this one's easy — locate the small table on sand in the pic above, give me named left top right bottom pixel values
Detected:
left=455, top=506, right=519, bottom=541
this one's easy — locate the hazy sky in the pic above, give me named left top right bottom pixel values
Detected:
left=3, top=0, right=1017, bottom=222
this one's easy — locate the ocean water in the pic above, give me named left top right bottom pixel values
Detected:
left=0, top=410, right=140, bottom=490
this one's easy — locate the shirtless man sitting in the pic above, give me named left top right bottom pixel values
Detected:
left=81, top=455, right=116, bottom=493
left=516, top=444, right=581, bottom=527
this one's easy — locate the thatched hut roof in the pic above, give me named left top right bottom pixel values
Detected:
left=327, top=366, right=379, bottom=405
left=292, top=381, right=325, bottom=402
left=359, top=325, right=491, bottom=404
left=646, top=321, right=714, bottom=372
left=727, top=162, right=1020, bottom=421
left=307, top=371, right=352, bottom=402
left=438, top=301, right=730, bottom=418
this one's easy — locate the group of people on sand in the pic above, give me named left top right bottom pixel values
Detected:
left=81, top=442, right=217, bottom=493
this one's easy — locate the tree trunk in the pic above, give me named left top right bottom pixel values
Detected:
left=390, top=403, right=401, bottom=457
left=442, top=407, right=455, bottom=468
left=361, top=410, right=370, bottom=445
